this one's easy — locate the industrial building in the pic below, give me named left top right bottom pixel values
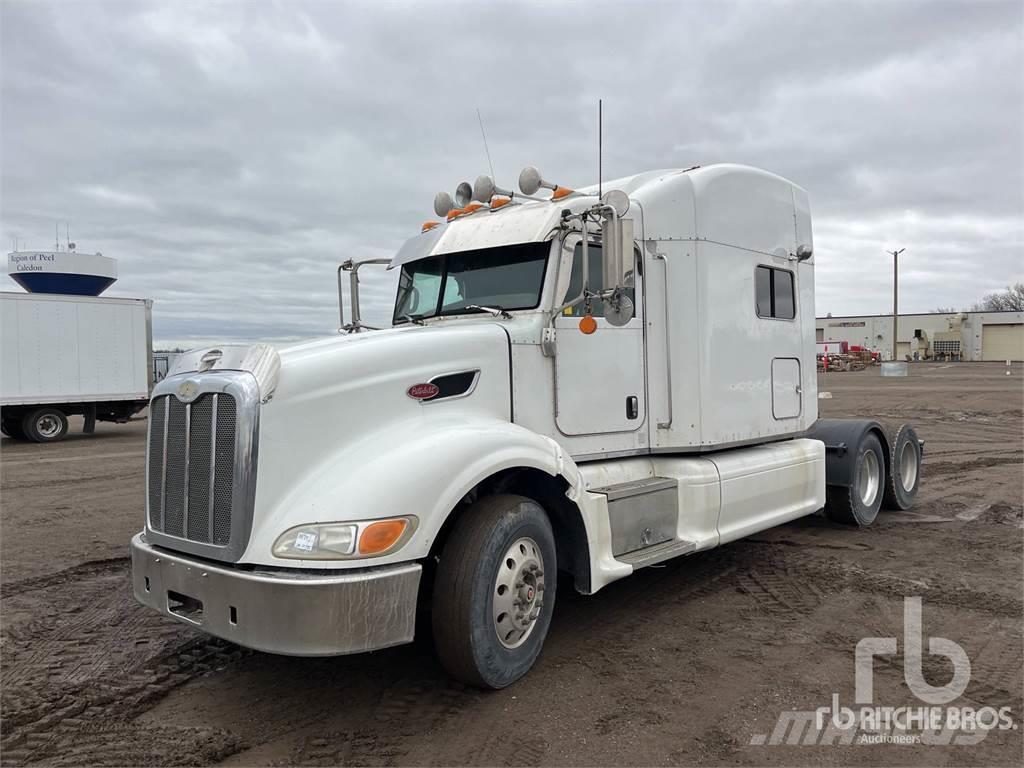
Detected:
left=816, top=310, right=1024, bottom=362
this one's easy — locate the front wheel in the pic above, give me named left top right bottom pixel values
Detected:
left=431, top=494, right=556, bottom=689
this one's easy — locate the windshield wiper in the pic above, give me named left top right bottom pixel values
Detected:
left=466, top=304, right=512, bottom=319
left=398, top=313, right=426, bottom=326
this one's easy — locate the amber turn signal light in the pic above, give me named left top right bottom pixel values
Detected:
left=579, top=315, right=597, bottom=335
left=358, top=519, right=410, bottom=555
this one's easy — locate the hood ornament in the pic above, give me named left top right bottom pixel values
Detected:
left=176, top=379, right=200, bottom=402
left=199, top=349, right=223, bottom=371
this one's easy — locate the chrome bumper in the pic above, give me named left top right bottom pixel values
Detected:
left=130, top=533, right=421, bottom=656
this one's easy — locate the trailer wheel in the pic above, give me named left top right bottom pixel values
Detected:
left=432, top=494, right=556, bottom=689
left=825, top=431, right=886, bottom=526
left=882, top=424, right=922, bottom=511
left=22, top=408, right=69, bottom=443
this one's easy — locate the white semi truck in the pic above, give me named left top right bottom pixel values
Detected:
left=132, top=164, right=923, bottom=688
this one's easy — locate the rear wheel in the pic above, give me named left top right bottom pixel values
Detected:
left=22, top=408, right=69, bottom=443
left=882, top=424, right=922, bottom=510
left=432, top=494, right=556, bottom=689
left=1, top=418, right=25, bottom=439
left=825, top=432, right=886, bottom=526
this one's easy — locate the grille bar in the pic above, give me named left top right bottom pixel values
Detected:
left=208, top=394, right=219, bottom=544
left=160, top=397, right=169, bottom=532
left=182, top=402, right=191, bottom=539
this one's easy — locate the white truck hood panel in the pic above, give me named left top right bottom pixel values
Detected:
left=244, top=322, right=514, bottom=565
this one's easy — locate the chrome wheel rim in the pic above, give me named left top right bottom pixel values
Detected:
left=858, top=449, right=880, bottom=507
left=493, top=537, right=545, bottom=649
left=36, top=414, right=62, bottom=438
left=900, top=440, right=918, bottom=490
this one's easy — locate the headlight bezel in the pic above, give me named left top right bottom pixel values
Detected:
left=272, top=516, right=418, bottom=561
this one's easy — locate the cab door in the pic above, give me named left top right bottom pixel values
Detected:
left=554, top=238, right=646, bottom=436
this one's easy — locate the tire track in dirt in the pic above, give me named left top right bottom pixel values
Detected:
left=0, top=557, right=128, bottom=599
left=1, top=558, right=252, bottom=766
left=728, top=544, right=1023, bottom=619
left=923, top=454, right=1023, bottom=479
left=281, top=677, right=480, bottom=766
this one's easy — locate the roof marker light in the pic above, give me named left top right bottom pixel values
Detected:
left=422, top=221, right=440, bottom=233
left=489, top=196, right=512, bottom=210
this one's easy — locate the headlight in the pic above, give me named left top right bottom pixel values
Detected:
left=272, top=516, right=416, bottom=560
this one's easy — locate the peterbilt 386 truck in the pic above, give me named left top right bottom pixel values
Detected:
left=132, top=163, right=923, bottom=688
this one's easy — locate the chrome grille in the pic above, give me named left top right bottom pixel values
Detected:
left=148, top=393, right=237, bottom=546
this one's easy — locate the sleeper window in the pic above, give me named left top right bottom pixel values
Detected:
left=756, top=266, right=796, bottom=320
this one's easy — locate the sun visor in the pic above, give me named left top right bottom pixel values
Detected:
left=388, top=203, right=564, bottom=270
left=389, top=223, right=448, bottom=270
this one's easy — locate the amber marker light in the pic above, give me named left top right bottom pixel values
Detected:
left=359, top=518, right=411, bottom=555
left=579, top=315, right=597, bottom=334
left=422, top=221, right=440, bottom=232
left=489, top=196, right=512, bottom=210
left=551, top=185, right=575, bottom=200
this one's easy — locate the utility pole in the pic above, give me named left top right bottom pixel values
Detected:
left=887, top=248, right=905, bottom=361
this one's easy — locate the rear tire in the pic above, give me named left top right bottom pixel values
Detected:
left=432, top=494, right=557, bottom=689
left=22, top=408, right=69, bottom=443
left=825, top=432, right=886, bottom=526
left=0, top=418, right=24, bottom=439
left=882, top=424, right=922, bottom=510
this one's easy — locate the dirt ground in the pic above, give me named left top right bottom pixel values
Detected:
left=2, top=363, right=1022, bottom=767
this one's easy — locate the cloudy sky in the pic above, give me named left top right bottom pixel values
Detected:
left=2, top=0, right=1021, bottom=347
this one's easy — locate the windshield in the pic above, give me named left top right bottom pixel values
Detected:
left=393, top=241, right=549, bottom=324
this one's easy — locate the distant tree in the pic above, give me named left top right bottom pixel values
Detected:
left=932, top=306, right=959, bottom=313
left=971, top=283, right=1024, bottom=312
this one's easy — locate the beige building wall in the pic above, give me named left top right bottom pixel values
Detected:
left=815, top=311, right=1024, bottom=361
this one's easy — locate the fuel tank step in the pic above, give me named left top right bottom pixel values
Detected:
left=616, top=539, right=697, bottom=569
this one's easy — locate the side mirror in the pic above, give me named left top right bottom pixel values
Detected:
left=796, top=244, right=813, bottom=261
left=601, top=215, right=634, bottom=291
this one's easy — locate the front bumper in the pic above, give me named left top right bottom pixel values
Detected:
left=130, top=533, right=421, bottom=656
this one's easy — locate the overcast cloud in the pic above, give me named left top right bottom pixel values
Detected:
left=2, top=0, right=1021, bottom=347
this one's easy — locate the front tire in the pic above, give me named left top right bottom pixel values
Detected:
left=432, top=494, right=556, bottom=689
left=825, top=432, right=886, bottom=526
left=22, top=408, right=69, bottom=443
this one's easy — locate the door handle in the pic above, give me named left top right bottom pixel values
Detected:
left=626, top=396, right=639, bottom=420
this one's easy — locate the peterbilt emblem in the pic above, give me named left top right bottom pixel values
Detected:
left=407, top=383, right=440, bottom=401
left=177, top=379, right=200, bottom=402
left=199, top=349, right=223, bottom=371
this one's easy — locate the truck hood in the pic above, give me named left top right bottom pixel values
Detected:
left=250, top=322, right=513, bottom=537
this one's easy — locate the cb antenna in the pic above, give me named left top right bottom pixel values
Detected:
left=598, top=99, right=603, bottom=199
left=476, top=108, right=495, bottom=180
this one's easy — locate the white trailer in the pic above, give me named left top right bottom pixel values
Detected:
left=1, top=292, right=153, bottom=441
left=131, top=163, right=923, bottom=688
